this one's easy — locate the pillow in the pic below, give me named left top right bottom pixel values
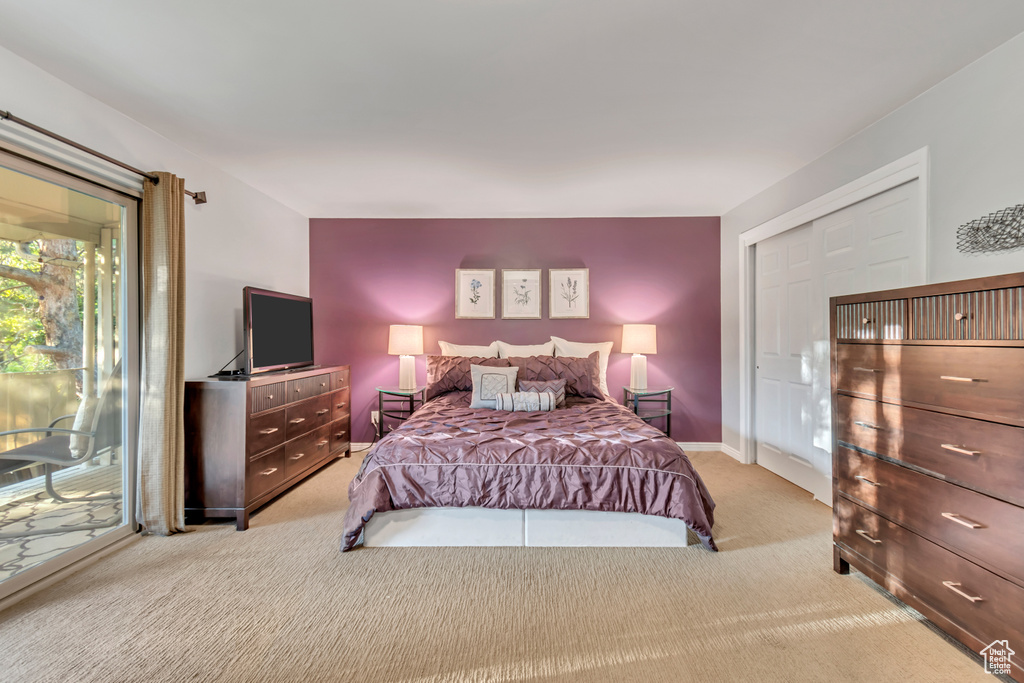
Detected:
left=469, top=365, right=519, bottom=409
left=425, top=355, right=511, bottom=401
left=69, top=397, right=99, bottom=458
left=508, top=353, right=603, bottom=400
left=551, top=336, right=614, bottom=395
left=495, top=340, right=555, bottom=358
left=519, top=378, right=566, bottom=407
left=438, top=340, right=498, bottom=358
left=494, top=391, right=555, bottom=412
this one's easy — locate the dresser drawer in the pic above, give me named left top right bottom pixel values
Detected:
left=837, top=395, right=1024, bottom=507
left=287, top=373, right=332, bottom=402
left=331, top=387, right=351, bottom=421
left=247, top=409, right=286, bottom=455
left=247, top=446, right=285, bottom=502
left=911, top=286, right=1024, bottom=341
left=329, top=418, right=350, bottom=454
left=332, top=367, right=351, bottom=390
left=837, top=344, right=1024, bottom=422
left=284, top=425, right=331, bottom=478
left=836, top=300, right=906, bottom=341
left=284, top=393, right=332, bottom=440
left=835, top=497, right=1024, bottom=659
left=837, top=446, right=1024, bottom=582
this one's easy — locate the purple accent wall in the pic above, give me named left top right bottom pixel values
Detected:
left=309, top=217, right=721, bottom=443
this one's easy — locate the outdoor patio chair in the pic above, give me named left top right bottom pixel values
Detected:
left=0, top=365, right=122, bottom=538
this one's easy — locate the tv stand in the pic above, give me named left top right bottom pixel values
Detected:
left=185, top=364, right=351, bottom=529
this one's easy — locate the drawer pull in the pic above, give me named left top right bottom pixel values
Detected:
left=953, top=312, right=968, bottom=321
left=321, top=382, right=327, bottom=387
left=335, top=432, right=347, bottom=439
left=258, top=427, right=279, bottom=435
left=940, top=375, right=985, bottom=383
left=940, top=444, right=981, bottom=456
left=853, top=367, right=881, bottom=373
left=289, top=417, right=306, bottom=425
left=259, top=467, right=278, bottom=476
left=855, top=529, right=882, bottom=545
left=336, top=402, right=347, bottom=409
left=861, top=317, right=872, bottom=325
left=317, top=440, right=329, bottom=448
left=316, top=409, right=329, bottom=416
left=854, top=475, right=881, bottom=487
left=290, top=453, right=306, bottom=461
left=268, top=395, right=273, bottom=400
left=854, top=421, right=881, bottom=430
left=941, top=512, right=982, bottom=529
left=942, top=581, right=983, bottom=603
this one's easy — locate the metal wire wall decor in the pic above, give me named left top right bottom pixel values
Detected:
left=956, top=203, right=1024, bottom=254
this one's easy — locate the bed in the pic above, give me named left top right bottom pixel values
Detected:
left=342, top=354, right=717, bottom=551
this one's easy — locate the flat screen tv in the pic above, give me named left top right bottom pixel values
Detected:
left=244, top=287, right=314, bottom=375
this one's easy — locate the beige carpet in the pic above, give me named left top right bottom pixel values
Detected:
left=0, top=452, right=991, bottom=682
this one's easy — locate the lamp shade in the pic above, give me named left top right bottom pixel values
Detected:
left=388, top=325, right=424, bottom=355
left=621, top=324, right=657, bottom=355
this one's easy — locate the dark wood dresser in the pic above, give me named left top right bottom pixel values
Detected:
left=831, top=273, right=1024, bottom=681
left=185, top=365, right=351, bottom=530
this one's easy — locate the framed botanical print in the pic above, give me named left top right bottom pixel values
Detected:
left=455, top=269, right=495, bottom=319
left=501, top=269, right=542, bottom=319
left=549, top=268, right=589, bottom=319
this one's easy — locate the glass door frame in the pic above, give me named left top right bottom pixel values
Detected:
left=0, top=147, right=140, bottom=602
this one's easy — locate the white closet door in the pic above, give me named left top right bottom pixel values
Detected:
left=755, top=180, right=923, bottom=504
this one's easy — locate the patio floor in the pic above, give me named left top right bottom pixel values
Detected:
left=0, top=464, right=122, bottom=581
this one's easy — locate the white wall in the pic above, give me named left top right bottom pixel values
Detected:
left=720, top=32, right=1024, bottom=453
left=0, top=46, right=309, bottom=379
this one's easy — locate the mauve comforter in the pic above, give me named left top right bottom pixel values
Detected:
left=342, top=392, right=717, bottom=551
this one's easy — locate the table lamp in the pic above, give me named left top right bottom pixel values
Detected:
left=621, top=324, right=656, bottom=391
left=388, top=324, right=423, bottom=390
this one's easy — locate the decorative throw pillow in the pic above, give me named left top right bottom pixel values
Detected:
left=438, top=340, right=498, bottom=358
left=550, top=336, right=614, bottom=395
left=519, top=378, right=566, bottom=407
left=494, top=391, right=555, bottom=412
left=469, top=365, right=519, bottom=409
left=508, top=353, right=603, bottom=399
left=495, top=340, right=555, bottom=358
left=425, top=355, right=511, bottom=401
left=69, top=397, right=99, bottom=458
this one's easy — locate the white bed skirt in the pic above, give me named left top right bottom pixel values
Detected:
left=362, top=507, right=691, bottom=547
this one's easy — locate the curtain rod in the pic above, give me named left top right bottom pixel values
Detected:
left=0, top=109, right=207, bottom=204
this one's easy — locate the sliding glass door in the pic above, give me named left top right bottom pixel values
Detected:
left=0, top=150, right=138, bottom=596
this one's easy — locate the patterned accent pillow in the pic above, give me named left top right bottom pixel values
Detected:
left=519, top=378, right=566, bottom=407
left=469, top=365, right=519, bottom=409
left=494, top=391, right=555, bottom=412
left=508, top=352, right=603, bottom=399
left=425, top=355, right=511, bottom=401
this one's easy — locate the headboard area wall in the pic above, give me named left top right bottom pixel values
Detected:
left=309, top=217, right=721, bottom=443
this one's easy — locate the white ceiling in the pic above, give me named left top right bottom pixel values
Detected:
left=2, top=1, right=1024, bottom=218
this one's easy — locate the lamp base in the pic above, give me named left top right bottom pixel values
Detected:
left=629, top=354, right=648, bottom=391
left=398, top=355, right=416, bottom=390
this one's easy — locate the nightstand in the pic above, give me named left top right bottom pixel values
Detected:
left=623, top=386, right=673, bottom=435
left=375, top=386, right=425, bottom=440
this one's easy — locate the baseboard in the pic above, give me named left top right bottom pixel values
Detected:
left=350, top=442, right=373, bottom=453
left=719, top=442, right=743, bottom=462
left=675, top=442, right=724, bottom=452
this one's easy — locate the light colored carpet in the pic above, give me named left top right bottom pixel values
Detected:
left=0, top=451, right=990, bottom=682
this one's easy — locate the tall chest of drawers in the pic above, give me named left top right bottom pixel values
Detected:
left=831, top=273, right=1024, bottom=681
left=185, top=365, right=351, bottom=530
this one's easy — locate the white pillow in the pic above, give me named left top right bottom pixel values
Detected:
left=495, top=340, right=555, bottom=358
left=550, top=336, right=614, bottom=395
left=469, top=365, right=519, bottom=409
left=438, top=340, right=498, bottom=358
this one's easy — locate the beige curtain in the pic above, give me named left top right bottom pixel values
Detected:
left=137, top=172, right=187, bottom=535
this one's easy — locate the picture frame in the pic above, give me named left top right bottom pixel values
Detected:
left=455, top=269, right=496, bottom=319
left=549, top=268, right=589, bottom=319
left=501, top=269, right=542, bottom=319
